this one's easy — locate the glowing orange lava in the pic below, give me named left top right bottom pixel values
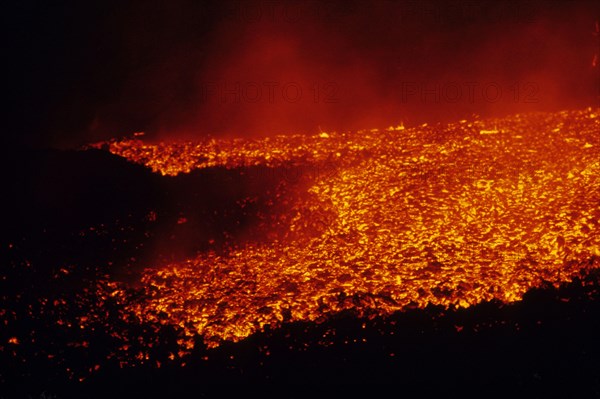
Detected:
left=93, top=108, right=600, bottom=350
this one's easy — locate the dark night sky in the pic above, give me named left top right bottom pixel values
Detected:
left=5, top=0, right=600, bottom=148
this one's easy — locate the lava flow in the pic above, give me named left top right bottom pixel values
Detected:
left=89, top=108, right=600, bottom=351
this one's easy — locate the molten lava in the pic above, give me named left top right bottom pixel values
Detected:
left=91, top=108, right=600, bottom=351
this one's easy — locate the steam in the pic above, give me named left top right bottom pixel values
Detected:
left=20, top=0, right=598, bottom=147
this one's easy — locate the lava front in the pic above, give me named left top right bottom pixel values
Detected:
left=95, top=108, right=600, bottom=351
